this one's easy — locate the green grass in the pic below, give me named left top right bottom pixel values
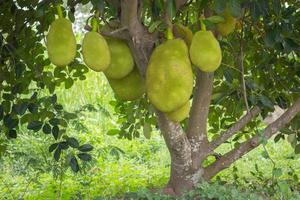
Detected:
left=0, top=72, right=299, bottom=199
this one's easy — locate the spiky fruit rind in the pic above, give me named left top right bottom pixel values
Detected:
left=146, top=39, right=193, bottom=112
left=166, top=100, right=190, bottom=122
left=104, top=38, right=134, bottom=79
left=108, top=68, right=145, bottom=101
left=217, top=10, right=237, bottom=36
left=47, top=18, right=76, bottom=66
left=82, top=32, right=111, bottom=72
left=190, top=31, right=222, bottom=72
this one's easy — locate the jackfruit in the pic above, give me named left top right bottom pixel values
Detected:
left=217, top=10, right=236, bottom=36
left=46, top=18, right=76, bottom=66
left=108, top=68, right=145, bottom=101
left=173, top=24, right=193, bottom=47
left=146, top=39, right=193, bottom=112
left=190, top=31, right=222, bottom=72
left=104, top=38, right=134, bottom=79
left=82, top=32, right=110, bottom=72
left=166, top=100, right=190, bottom=122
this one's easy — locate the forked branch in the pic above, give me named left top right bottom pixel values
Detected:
left=204, top=98, right=300, bottom=180
left=210, top=106, right=261, bottom=149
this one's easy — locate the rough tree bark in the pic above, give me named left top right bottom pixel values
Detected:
left=102, top=0, right=300, bottom=196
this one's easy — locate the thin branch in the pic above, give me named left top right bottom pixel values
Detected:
left=210, top=106, right=261, bottom=150
left=204, top=97, right=300, bottom=180
left=238, top=17, right=250, bottom=112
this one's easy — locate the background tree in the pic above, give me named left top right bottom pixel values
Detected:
left=0, top=0, right=299, bottom=196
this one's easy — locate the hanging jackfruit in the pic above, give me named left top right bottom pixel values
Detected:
left=146, top=39, right=193, bottom=112
left=108, top=68, right=145, bottom=101
left=46, top=18, right=76, bottom=66
left=217, top=10, right=237, bottom=36
left=166, top=100, right=190, bottom=122
left=82, top=32, right=111, bottom=72
left=104, top=38, right=134, bottom=79
left=190, top=31, right=222, bottom=72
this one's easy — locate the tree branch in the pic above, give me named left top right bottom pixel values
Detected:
left=203, top=98, right=300, bottom=180
left=187, top=70, right=214, bottom=168
left=210, top=106, right=261, bottom=150
left=175, top=0, right=189, bottom=10
left=120, top=0, right=156, bottom=77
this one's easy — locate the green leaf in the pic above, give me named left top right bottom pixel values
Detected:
left=15, top=102, right=28, bottom=115
left=77, top=153, right=92, bottom=161
left=28, top=103, right=38, bottom=113
left=27, top=121, right=43, bottom=132
left=52, top=125, right=59, bottom=140
left=78, top=144, right=93, bottom=152
left=228, top=0, right=242, bottom=18
left=42, top=123, right=51, bottom=134
left=107, top=129, right=120, bottom=136
left=66, top=137, right=79, bottom=148
left=0, top=105, right=3, bottom=120
left=59, top=141, right=69, bottom=150
left=205, top=16, right=225, bottom=24
left=70, top=156, right=79, bottom=172
left=65, top=78, right=74, bottom=89
left=213, top=0, right=227, bottom=14
left=259, top=95, right=274, bottom=109
left=295, top=144, right=300, bottom=154
left=49, top=143, right=58, bottom=153
left=8, top=129, right=17, bottom=139
left=4, top=115, right=19, bottom=130
left=49, top=118, right=60, bottom=126
left=273, top=168, right=282, bottom=177
left=54, top=146, right=61, bottom=161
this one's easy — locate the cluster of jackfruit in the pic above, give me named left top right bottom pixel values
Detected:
left=46, top=10, right=236, bottom=123
left=146, top=11, right=237, bottom=122
left=46, top=17, right=145, bottom=102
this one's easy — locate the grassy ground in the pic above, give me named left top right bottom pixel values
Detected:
left=0, top=72, right=299, bottom=199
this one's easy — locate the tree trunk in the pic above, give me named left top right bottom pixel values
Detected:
left=114, top=0, right=300, bottom=196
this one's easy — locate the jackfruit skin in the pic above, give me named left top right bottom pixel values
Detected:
left=104, top=38, right=134, bottom=79
left=146, top=39, right=193, bottom=113
left=190, top=31, right=222, bottom=72
left=166, top=100, right=190, bottom=122
left=108, top=68, right=145, bottom=101
left=82, top=32, right=110, bottom=72
left=47, top=18, right=76, bottom=66
left=217, top=10, right=236, bottom=36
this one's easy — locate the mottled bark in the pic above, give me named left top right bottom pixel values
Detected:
left=187, top=70, right=214, bottom=168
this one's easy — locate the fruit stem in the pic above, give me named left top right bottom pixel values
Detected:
left=166, top=27, right=174, bottom=40
left=91, top=17, right=98, bottom=32
left=56, top=4, right=63, bottom=19
left=200, top=18, right=206, bottom=31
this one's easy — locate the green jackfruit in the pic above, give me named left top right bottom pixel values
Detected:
left=166, top=100, right=190, bottom=122
left=46, top=18, right=76, bottom=66
left=108, top=68, right=145, bottom=101
left=82, top=32, right=110, bottom=72
left=190, top=31, right=222, bottom=72
left=146, top=39, right=193, bottom=112
left=104, top=38, right=134, bottom=79
left=217, top=10, right=236, bottom=36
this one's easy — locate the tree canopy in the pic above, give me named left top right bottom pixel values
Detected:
left=0, top=0, right=300, bottom=195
